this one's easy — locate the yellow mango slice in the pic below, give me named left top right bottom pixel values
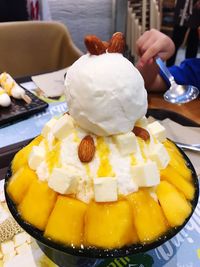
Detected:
left=164, top=140, right=186, bottom=161
left=164, top=140, right=192, bottom=181
left=160, top=165, right=194, bottom=200
left=11, top=135, right=43, bottom=174
left=85, top=200, right=138, bottom=248
left=127, top=189, right=168, bottom=243
left=156, top=181, right=192, bottom=227
left=45, top=196, right=87, bottom=247
left=7, top=166, right=37, bottom=204
left=164, top=139, right=179, bottom=152
left=19, top=180, right=57, bottom=230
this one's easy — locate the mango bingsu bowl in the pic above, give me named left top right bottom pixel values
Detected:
left=4, top=33, right=199, bottom=266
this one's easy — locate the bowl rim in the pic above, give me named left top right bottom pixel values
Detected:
left=4, top=140, right=199, bottom=258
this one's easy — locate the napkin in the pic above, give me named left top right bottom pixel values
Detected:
left=31, top=67, right=68, bottom=98
left=160, top=119, right=200, bottom=175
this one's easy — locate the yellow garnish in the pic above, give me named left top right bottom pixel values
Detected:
left=4, top=82, right=14, bottom=95
left=0, top=72, right=7, bottom=83
left=152, top=135, right=158, bottom=144
left=46, top=141, right=61, bottom=173
left=73, top=130, right=81, bottom=143
left=0, top=73, right=15, bottom=95
left=130, top=153, right=137, bottom=166
left=85, top=164, right=91, bottom=177
left=137, top=137, right=147, bottom=162
left=43, top=139, right=49, bottom=152
left=0, top=89, right=5, bottom=96
left=96, top=137, right=115, bottom=177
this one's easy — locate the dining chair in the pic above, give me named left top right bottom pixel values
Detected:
left=0, top=21, right=82, bottom=78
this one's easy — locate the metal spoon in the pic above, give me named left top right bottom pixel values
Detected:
left=175, top=141, right=200, bottom=152
left=155, top=57, right=199, bottom=104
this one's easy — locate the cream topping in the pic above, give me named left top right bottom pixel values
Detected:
left=32, top=118, right=169, bottom=203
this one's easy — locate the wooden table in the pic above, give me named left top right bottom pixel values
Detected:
left=148, top=93, right=200, bottom=125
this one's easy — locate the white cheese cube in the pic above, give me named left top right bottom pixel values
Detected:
left=48, top=167, right=79, bottom=194
left=3, top=251, right=16, bottom=262
left=25, top=235, right=32, bottom=244
left=38, top=140, right=47, bottom=152
left=28, top=146, right=45, bottom=170
left=93, top=177, right=118, bottom=202
left=0, top=241, right=15, bottom=255
left=13, top=232, right=28, bottom=247
left=149, top=143, right=170, bottom=169
left=52, top=114, right=74, bottom=140
left=147, top=121, right=166, bottom=142
left=15, top=243, right=30, bottom=254
left=132, top=161, right=160, bottom=187
left=36, top=161, right=49, bottom=182
left=135, top=116, right=148, bottom=127
left=41, top=118, right=57, bottom=138
left=0, top=204, right=9, bottom=223
left=47, top=132, right=55, bottom=150
left=113, top=132, right=137, bottom=156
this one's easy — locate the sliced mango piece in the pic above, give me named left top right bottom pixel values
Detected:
left=164, top=139, right=179, bottom=152
left=156, top=181, right=192, bottom=227
left=19, top=180, right=57, bottom=230
left=168, top=150, right=192, bottom=181
left=11, top=135, right=43, bottom=174
left=85, top=200, right=138, bottom=248
left=160, top=165, right=194, bottom=200
left=127, top=189, right=168, bottom=243
left=7, top=166, right=37, bottom=204
left=164, top=140, right=186, bottom=162
left=45, top=196, right=87, bottom=246
left=164, top=140, right=192, bottom=181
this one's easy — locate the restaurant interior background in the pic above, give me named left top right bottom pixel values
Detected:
left=1, top=0, right=198, bottom=65
left=48, top=0, right=169, bottom=51
left=46, top=0, right=196, bottom=63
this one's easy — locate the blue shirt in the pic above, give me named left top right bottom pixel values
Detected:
left=168, top=58, right=200, bottom=90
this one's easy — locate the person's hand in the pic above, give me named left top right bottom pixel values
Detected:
left=136, top=29, right=175, bottom=68
left=135, top=29, right=174, bottom=92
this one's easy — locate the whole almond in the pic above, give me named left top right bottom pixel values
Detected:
left=107, top=32, right=125, bottom=53
left=84, top=35, right=106, bottom=55
left=78, top=135, right=95, bottom=163
left=132, top=126, right=150, bottom=141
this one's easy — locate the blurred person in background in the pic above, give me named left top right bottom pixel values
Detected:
left=167, top=0, right=200, bottom=66
left=27, top=0, right=51, bottom=20
left=136, top=29, right=200, bottom=92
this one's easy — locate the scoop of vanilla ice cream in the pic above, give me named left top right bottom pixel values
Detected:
left=64, top=53, right=147, bottom=136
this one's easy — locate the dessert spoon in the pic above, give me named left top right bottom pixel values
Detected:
left=175, top=142, right=200, bottom=152
left=155, top=57, right=199, bottom=104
